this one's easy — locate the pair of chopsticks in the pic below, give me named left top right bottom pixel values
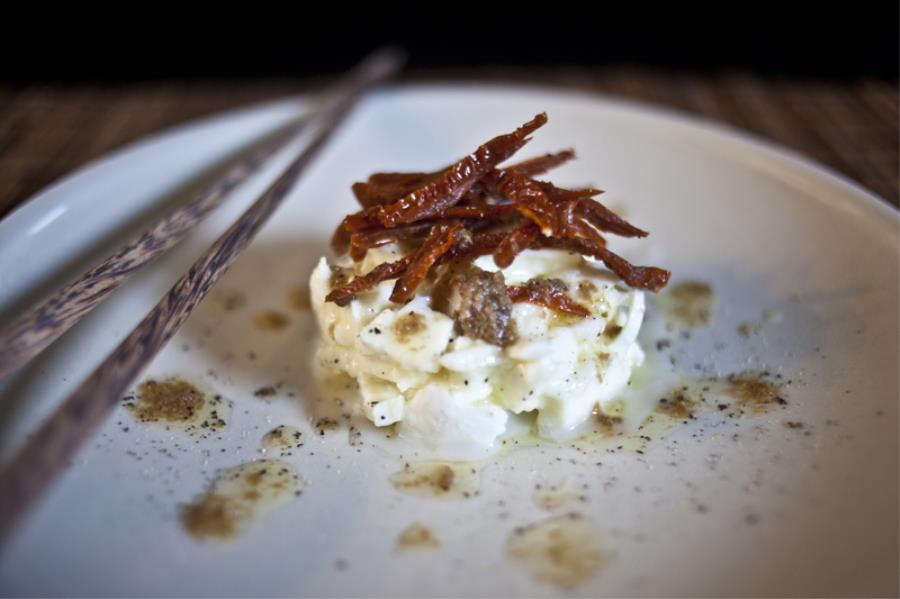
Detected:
left=0, top=48, right=404, bottom=545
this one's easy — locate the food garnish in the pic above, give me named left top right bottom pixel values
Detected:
left=327, top=113, right=669, bottom=309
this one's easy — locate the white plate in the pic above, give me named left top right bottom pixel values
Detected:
left=0, top=84, right=896, bottom=597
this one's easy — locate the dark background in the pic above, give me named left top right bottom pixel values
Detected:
left=2, top=3, right=897, bottom=83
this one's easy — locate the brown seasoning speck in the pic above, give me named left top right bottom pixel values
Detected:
left=656, top=390, right=698, bottom=419
left=726, top=375, right=783, bottom=414
left=129, top=378, right=205, bottom=423
left=393, top=311, right=426, bottom=341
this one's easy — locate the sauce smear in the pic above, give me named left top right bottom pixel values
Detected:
left=181, top=459, right=300, bottom=540
left=124, top=378, right=230, bottom=437
left=390, top=462, right=479, bottom=499
left=396, top=523, right=441, bottom=551
left=507, top=513, right=606, bottom=588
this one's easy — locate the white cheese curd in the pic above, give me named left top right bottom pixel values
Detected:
left=310, top=245, right=646, bottom=456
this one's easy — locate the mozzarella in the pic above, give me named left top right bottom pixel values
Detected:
left=401, top=384, right=509, bottom=453
left=358, top=297, right=454, bottom=374
left=311, top=246, right=646, bottom=455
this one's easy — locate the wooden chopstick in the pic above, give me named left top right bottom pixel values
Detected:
left=0, top=47, right=404, bottom=545
left=0, top=111, right=309, bottom=380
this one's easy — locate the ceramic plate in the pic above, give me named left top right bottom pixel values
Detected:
left=0, top=85, right=896, bottom=597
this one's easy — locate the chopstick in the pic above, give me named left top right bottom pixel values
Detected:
left=0, top=47, right=404, bottom=545
left=0, top=108, right=309, bottom=380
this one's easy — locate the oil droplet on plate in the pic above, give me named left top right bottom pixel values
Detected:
left=396, top=523, right=441, bottom=551
left=658, top=281, right=714, bottom=328
left=180, top=459, right=300, bottom=540
left=532, top=487, right=581, bottom=512
left=254, top=310, right=290, bottom=331
left=725, top=374, right=784, bottom=414
left=655, top=387, right=700, bottom=420
left=390, top=462, right=479, bottom=499
left=261, top=425, right=303, bottom=455
left=288, top=286, right=311, bottom=311
left=124, top=378, right=231, bottom=438
left=507, top=513, right=606, bottom=589
left=207, top=288, right=247, bottom=311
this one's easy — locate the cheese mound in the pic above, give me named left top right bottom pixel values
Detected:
left=310, top=246, right=645, bottom=455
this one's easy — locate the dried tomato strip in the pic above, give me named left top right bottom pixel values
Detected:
left=442, top=204, right=518, bottom=220
left=342, top=209, right=382, bottom=232
left=325, top=256, right=413, bottom=307
left=590, top=244, right=670, bottom=291
left=338, top=169, right=531, bottom=245
left=506, top=149, right=576, bottom=177
left=340, top=170, right=474, bottom=239
left=540, top=237, right=670, bottom=292
left=367, top=172, right=433, bottom=186
left=575, top=198, right=647, bottom=238
left=493, top=220, right=540, bottom=268
left=353, top=148, right=571, bottom=209
left=328, top=111, right=670, bottom=305
left=507, top=279, right=590, bottom=317
left=441, top=230, right=507, bottom=263
left=536, top=181, right=647, bottom=238
left=537, top=180, right=603, bottom=202
left=390, top=223, right=464, bottom=303
left=558, top=200, right=608, bottom=248
left=347, top=205, right=514, bottom=261
left=330, top=212, right=374, bottom=252
left=480, top=170, right=558, bottom=236
left=331, top=223, right=352, bottom=254
left=376, top=113, right=548, bottom=227
left=348, top=222, right=433, bottom=261
left=349, top=231, right=390, bottom=260
left=351, top=182, right=388, bottom=208
left=352, top=172, right=436, bottom=208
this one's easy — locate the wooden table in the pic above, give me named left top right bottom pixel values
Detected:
left=0, top=69, right=896, bottom=219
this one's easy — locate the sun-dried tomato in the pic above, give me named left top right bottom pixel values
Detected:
left=352, top=172, right=436, bottom=208
left=390, top=223, right=464, bottom=303
left=354, top=149, right=574, bottom=210
left=536, top=181, right=646, bottom=238
left=375, top=113, right=548, bottom=227
left=325, top=112, right=669, bottom=308
left=344, top=208, right=383, bottom=232
left=506, top=149, right=576, bottom=177
left=558, top=200, right=608, bottom=248
left=540, top=237, right=670, bottom=292
left=354, top=148, right=572, bottom=208
left=537, top=180, right=603, bottom=202
left=348, top=222, right=433, bottom=261
left=441, top=204, right=518, bottom=220
left=325, top=256, right=413, bottom=306
left=574, top=197, right=648, bottom=238
left=331, top=222, right=352, bottom=254
left=442, top=230, right=508, bottom=263
left=507, top=278, right=591, bottom=317
left=481, top=169, right=558, bottom=235
left=493, top=220, right=540, bottom=268
left=591, top=244, right=670, bottom=291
